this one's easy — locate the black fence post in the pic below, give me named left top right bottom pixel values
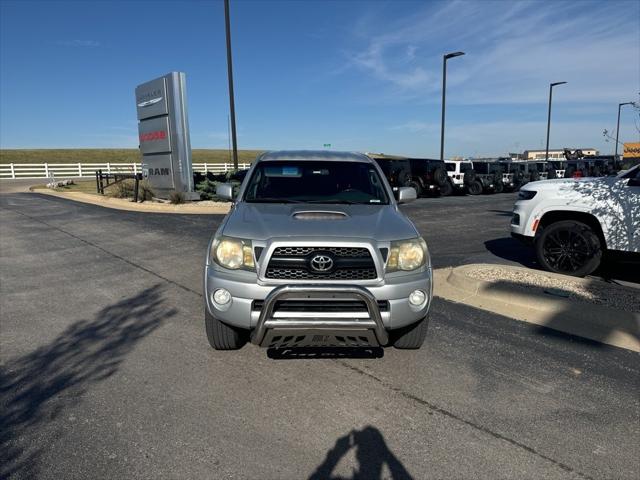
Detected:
left=95, top=170, right=99, bottom=194
left=134, top=174, right=140, bottom=203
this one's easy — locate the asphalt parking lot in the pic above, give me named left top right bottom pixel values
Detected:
left=1, top=191, right=639, bottom=479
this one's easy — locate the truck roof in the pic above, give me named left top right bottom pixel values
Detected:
left=257, top=150, right=373, bottom=163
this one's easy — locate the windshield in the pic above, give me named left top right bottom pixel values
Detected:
left=243, top=161, right=390, bottom=204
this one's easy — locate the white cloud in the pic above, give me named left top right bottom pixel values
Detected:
left=58, top=40, right=101, bottom=48
left=342, top=0, right=639, bottom=105
left=389, top=121, right=436, bottom=133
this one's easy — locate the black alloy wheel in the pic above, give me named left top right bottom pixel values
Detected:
left=535, top=221, right=602, bottom=277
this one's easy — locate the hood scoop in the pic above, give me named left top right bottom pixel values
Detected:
left=292, top=210, right=348, bottom=221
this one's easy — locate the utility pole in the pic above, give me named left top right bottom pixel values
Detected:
left=224, top=0, right=239, bottom=170
left=440, top=51, right=465, bottom=161
left=615, top=102, right=633, bottom=159
left=545, top=81, right=567, bottom=161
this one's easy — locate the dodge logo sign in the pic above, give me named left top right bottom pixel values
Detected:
left=310, top=254, right=334, bottom=272
left=139, top=130, right=167, bottom=142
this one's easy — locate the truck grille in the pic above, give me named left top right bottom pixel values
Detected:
left=265, top=246, right=377, bottom=280
left=271, top=246, right=370, bottom=257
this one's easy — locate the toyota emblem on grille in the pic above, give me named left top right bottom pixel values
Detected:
left=310, top=254, right=334, bottom=272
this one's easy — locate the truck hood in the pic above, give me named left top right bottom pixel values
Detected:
left=221, top=202, right=418, bottom=241
left=523, top=176, right=614, bottom=192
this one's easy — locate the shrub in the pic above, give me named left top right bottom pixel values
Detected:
left=108, top=179, right=135, bottom=198
left=138, top=180, right=154, bottom=202
left=169, top=191, right=185, bottom=204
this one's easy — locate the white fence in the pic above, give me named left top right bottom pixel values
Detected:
left=0, top=162, right=252, bottom=180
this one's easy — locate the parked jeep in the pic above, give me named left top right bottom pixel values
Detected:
left=372, top=157, right=411, bottom=192
left=511, top=165, right=640, bottom=276
left=472, top=160, right=505, bottom=193
left=373, top=157, right=453, bottom=197
left=445, top=160, right=480, bottom=195
left=520, top=162, right=544, bottom=182
left=548, top=160, right=567, bottom=178
left=564, top=159, right=591, bottom=178
left=205, top=151, right=433, bottom=350
left=405, top=158, right=454, bottom=197
left=564, top=156, right=619, bottom=178
left=497, top=159, right=525, bottom=192
left=531, top=161, right=559, bottom=180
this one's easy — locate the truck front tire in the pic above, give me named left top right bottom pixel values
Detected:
left=205, top=309, right=248, bottom=350
left=391, top=316, right=429, bottom=349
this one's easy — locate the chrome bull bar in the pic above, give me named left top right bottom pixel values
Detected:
left=251, top=284, right=389, bottom=348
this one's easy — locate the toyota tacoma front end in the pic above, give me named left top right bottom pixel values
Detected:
left=204, top=151, right=433, bottom=350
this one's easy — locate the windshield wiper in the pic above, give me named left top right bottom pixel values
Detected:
left=304, top=199, right=360, bottom=204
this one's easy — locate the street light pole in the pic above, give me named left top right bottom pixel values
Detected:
left=615, top=102, right=633, bottom=159
left=440, top=51, right=465, bottom=161
left=545, top=81, right=567, bottom=161
left=224, top=0, right=239, bottom=170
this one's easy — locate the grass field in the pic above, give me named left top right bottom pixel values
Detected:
left=0, top=149, right=264, bottom=164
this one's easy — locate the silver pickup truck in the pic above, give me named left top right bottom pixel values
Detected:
left=204, top=151, right=432, bottom=350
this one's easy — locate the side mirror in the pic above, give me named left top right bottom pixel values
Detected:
left=216, top=183, right=235, bottom=201
left=397, top=187, right=417, bottom=204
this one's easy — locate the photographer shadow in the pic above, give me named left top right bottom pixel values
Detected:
left=309, top=426, right=413, bottom=480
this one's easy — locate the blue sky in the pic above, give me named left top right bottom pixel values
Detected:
left=1, top=0, right=639, bottom=157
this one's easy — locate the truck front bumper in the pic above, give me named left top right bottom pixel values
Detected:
left=204, top=266, right=432, bottom=339
left=251, top=284, right=389, bottom=348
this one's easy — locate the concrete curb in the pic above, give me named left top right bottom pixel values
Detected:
left=433, top=264, right=640, bottom=352
left=30, top=188, right=231, bottom=215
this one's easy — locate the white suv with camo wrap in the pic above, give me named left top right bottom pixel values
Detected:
left=511, top=165, right=640, bottom=276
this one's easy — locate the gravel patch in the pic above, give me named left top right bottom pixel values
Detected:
left=466, top=265, right=640, bottom=312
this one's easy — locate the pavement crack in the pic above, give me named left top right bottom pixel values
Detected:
left=1, top=206, right=203, bottom=298
left=336, top=360, right=594, bottom=480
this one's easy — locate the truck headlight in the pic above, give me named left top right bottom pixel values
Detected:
left=211, top=236, right=255, bottom=270
left=518, top=190, right=537, bottom=200
left=386, top=238, right=429, bottom=272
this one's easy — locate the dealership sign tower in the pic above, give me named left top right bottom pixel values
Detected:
left=135, top=72, right=198, bottom=199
